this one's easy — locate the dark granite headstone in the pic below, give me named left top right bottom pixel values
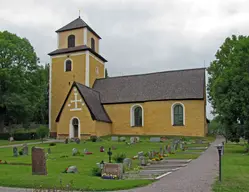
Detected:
left=32, top=147, right=47, bottom=175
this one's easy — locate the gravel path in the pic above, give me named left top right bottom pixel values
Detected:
left=0, top=137, right=223, bottom=192
left=0, top=139, right=63, bottom=149
left=119, top=136, right=224, bottom=192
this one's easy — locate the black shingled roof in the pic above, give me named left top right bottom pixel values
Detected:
left=56, top=17, right=101, bottom=39
left=93, top=68, right=206, bottom=104
left=56, top=82, right=112, bottom=123
left=48, top=45, right=107, bottom=62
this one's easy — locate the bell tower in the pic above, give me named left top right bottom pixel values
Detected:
left=48, top=17, right=107, bottom=137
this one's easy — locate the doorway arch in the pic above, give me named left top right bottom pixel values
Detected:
left=69, top=117, right=80, bottom=138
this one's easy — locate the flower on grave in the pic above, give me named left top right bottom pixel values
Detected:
left=163, top=154, right=168, bottom=157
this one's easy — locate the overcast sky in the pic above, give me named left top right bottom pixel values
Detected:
left=1, top=0, right=249, bottom=119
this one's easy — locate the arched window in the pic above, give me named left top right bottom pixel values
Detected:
left=172, top=103, right=184, bottom=126
left=68, top=35, right=75, bottom=48
left=91, top=38, right=95, bottom=51
left=65, top=59, right=72, bottom=72
left=72, top=118, right=79, bottom=126
left=72, top=118, right=79, bottom=138
left=130, top=105, right=144, bottom=127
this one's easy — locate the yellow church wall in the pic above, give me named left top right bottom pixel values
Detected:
left=87, top=30, right=99, bottom=53
left=89, top=55, right=105, bottom=87
left=56, top=88, right=96, bottom=139
left=58, top=28, right=84, bottom=49
left=104, top=100, right=206, bottom=137
left=95, top=121, right=112, bottom=137
left=50, top=54, right=86, bottom=133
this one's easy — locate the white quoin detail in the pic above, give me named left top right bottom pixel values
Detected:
left=70, top=88, right=85, bottom=111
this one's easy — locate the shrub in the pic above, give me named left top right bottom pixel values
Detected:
left=113, top=153, right=126, bottom=163
left=36, top=126, right=49, bottom=142
left=49, top=143, right=56, bottom=146
left=90, top=136, right=97, bottom=142
left=91, top=167, right=102, bottom=177
left=19, top=150, right=23, bottom=155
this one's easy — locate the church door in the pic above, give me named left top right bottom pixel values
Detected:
left=72, top=118, right=79, bottom=138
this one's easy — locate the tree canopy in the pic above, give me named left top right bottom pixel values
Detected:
left=208, top=35, right=249, bottom=142
left=0, top=31, right=48, bottom=132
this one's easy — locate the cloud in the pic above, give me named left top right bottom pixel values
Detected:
left=1, top=0, right=249, bottom=119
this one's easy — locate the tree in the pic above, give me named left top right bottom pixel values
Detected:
left=105, top=68, right=109, bottom=78
left=36, top=125, right=49, bottom=142
left=207, top=35, right=249, bottom=143
left=0, top=31, right=41, bottom=132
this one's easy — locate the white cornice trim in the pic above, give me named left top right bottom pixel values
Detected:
left=50, top=52, right=86, bottom=59
left=85, top=51, right=90, bottom=87
left=89, top=53, right=105, bottom=65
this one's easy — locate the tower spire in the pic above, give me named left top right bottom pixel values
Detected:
left=79, top=9, right=81, bottom=18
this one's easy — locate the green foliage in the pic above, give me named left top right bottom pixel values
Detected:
left=49, top=143, right=56, bottom=146
left=113, top=153, right=126, bottom=163
left=36, top=126, right=49, bottom=141
left=18, top=150, right=23, bottom=155
left=90, top=136, right=97, bottom=142
left=105, top=68, right=109, bottom=78
left=0, top=31, right=49, bottom=132
left=91, top=167, right=102, bottom=177
left=208, top=35, right=249, bottom=142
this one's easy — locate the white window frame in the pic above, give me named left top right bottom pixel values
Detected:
left=171, top=102, right=185, bottom=126
left=69, top=116, right=80, bottom=138
left=130, top=104, right=144, bottom=127
left=64, top=58, right=73, bottom=72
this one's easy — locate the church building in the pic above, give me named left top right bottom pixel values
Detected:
left=48, top=17, right=207, bottom=139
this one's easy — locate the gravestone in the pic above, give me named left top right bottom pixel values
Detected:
left=23, top=144, right=28, bottom=155
left=164, top=145, right=168, bottom=154
left=75, top=138, right=80, bottom=144
left=167, top=145, right=171, bottom=153
left=32, top=147, right=47, bottom=175
left=137, top=151, right=144, bottom=158
left=102, top=163, right=123, bottom=179
left=83, top=148, right=88, bottom=153
left=180, top=143, right=183, bottom=150
left=120, top=137, right=126, bottom=142
left=48, top=148, right=51, bottom=154
left=139, top=156, right=147, bottom=166
left=148, top=151, right=152, bottom=159
left=100, top=146, right=105, bottom=152
left=195, top=139, right=203, bottom=144
left=150, top=137, right=161, bottom=142
left=13, top=147, right=18, bottom=157
left=9, top=136, right=14, bottom=142
left=72, top=148, right=78, bottom=156
left=123, top=158, right=132, bottom=169
left=111, top=136, right=119, bottom=142
left=64, top=138, right=68, bottom=144
left=135, top=137, right=140, bottom=142
left=67, top=166, right=78, bottom=173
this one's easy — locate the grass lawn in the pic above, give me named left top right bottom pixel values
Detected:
left=0, top=139, right=43, bottom=146
left=212, top=143, right=249, bottom=192
left=0, top=136, right=213, bottom=191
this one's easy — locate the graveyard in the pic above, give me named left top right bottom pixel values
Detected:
left=0, top=136, right=214, bottom=191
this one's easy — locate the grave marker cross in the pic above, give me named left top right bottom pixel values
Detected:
left=107, top=148, right=113, bottom=163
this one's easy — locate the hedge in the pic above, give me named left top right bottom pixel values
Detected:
left=0, top=132, right=38, bottom=141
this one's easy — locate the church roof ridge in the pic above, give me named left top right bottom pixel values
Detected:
left=93, top=67, right=206, bottom=104
left=56, top=17, right=101, bottom=39
left=96, top=67, right=206, bottom=80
